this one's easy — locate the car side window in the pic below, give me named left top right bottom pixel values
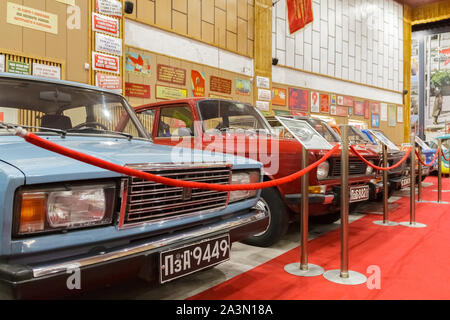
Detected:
left=158, top=106, right=194, bottom=138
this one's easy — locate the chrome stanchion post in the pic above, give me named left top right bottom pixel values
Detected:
left=438, top=139, right=442, bottom=203
left=373, top=144, right=398, bottom=226
left=418, top=147, right=423, bottom=202
left=400, top=133, right=426, bottom=228
left=285, top=147, right=324, bottom=277
left=323, top=125, right=367, bottom=285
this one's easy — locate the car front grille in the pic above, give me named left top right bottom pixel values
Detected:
left=121, top=164, right=231, bottom=226
left=331, top=159, right=369, bottom=176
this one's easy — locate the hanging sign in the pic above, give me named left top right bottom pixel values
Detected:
left=157, top=64, right=186, bottom=86
left=92, top=51, right=120, bottom=74
left=7, top=2, right=58, bottom=34
left=95, top=32, right=122, bottom=56
left=95, top=73, right=122, bottom=94
left=7, top=60, right=30, bottom=75
left=32, top=63, right=61, bottom=80
left=286, top=0, right=314, bottom=34
left=191, top=70, right=205, bottom=97
left=0, top=55, right=5, bottom=73
left=310, top=91, right=320, bottom=113
left=125, top=82, right=151, bottom=98
left=92, top=12, right=119, bottom=37
left=96, top=0, right=123, bottom=17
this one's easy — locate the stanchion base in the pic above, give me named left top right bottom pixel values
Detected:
left=284, top=263, right=324, bottom=277
left=373, top=220, right=399, bottom=226
left=323, top=269, right=367, bottom=285
left=399, top=221, right=427, bottom=228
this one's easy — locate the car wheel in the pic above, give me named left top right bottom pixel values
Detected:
left=241, top=187, right=289, bottom=247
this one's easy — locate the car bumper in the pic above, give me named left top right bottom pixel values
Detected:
left=0, top=207, right=268, bottom=299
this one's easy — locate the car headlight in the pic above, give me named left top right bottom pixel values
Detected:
left=14, top=182, right=116, bottom=236
left=229, top=170, right=260, bottom=203
left=366, top=161, right=374, bottom=175
left=317, top=161, right=330, bottom=180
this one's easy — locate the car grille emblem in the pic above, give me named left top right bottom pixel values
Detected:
left=182, top=187, right=193, bottom=201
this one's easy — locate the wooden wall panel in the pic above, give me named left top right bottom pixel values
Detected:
left=130, top=0, right=254, bottom=57
left=0, top=0, right=89, bottom=83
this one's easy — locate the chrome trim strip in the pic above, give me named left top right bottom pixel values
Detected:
left=32, top=208, right=267, bottom=278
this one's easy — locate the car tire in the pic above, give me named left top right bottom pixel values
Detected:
left=241, top=187, right=289, bottom=247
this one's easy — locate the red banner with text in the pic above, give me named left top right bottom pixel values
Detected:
left=287, top=0, right=314, bottom=34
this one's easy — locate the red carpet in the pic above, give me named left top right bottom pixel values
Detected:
left=189, top=177, right=450, bottom=300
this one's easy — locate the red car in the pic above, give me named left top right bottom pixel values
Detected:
left=135, top=98, right=382, bottom=246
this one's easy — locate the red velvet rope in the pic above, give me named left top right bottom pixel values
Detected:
left=349, top=145, right=412, bottom=171
left=443, top=151, right=449, bottom=162
left=16, top=128, right=340, bottom=191
left=415, top=148, right=440, bottom=167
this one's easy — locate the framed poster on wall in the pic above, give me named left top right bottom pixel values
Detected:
left=272, top=87, right=287, bottom=106
left=320, top=94, right=329, bottom=113
left=388, top=104, right=396, bottom=126
left=289, top=88, right=308, bottom=111
left=311, top=91, right=320, bottom=113
left=371, top=114, right=380, bottom=128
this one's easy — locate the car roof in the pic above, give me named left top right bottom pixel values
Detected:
left=437, top=133, right=450, bottom=140
left=135, top=97, right=250, bottom=110
left=0, top=72, right=123, bottom=96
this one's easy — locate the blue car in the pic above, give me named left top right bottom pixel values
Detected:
left=0, top=74, right=268, bottom=299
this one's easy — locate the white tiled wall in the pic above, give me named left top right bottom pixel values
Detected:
left=272, top=0, right=403, bottom=92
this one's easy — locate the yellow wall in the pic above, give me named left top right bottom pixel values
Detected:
left=0, top=0, right=89, bottom=83
left=125, top=0, right=255, bottom=58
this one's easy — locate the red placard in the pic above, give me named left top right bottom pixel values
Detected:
left=210, top=76, right=232, bottom=95
left=286, top=0, right=314, bottom=34
left=354, top=101, right=365, bottom=116
left=343, top=96, right=354, bottom=107
left=371, top=102, right=380, bottom=114
left=336, top=106, right=348, bottom=117
left=0, top=112, right=3, bottom=122
left=289, top=88, right=308, bottom=111
left=92, top=12, right=119, bottom=37
left=95, top=73, right=122, bottom=92
left=125, top=82, right=151, bottom=98
left=191, top=70, right=205, bottom=97
left=320, top=94, right=329, bottom=113
left=92, top=52, right=120, bottom=74
left=364, top=101, right=370, bottom=119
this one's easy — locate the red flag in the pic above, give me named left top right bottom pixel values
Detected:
left=287, top=0, right=314, bottom=34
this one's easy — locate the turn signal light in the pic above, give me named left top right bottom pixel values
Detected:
left=308, top=185, right=327, bottom=194
left=18, top=193, right=46, bottom=234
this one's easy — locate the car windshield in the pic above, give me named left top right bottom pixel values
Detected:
left=347, top=126, right=372, bottom=144
left=0, top=77, right=146, bottom=139
left=197, top=100, right=273, bottom=135
left=304, top=118, right=341, bottom=143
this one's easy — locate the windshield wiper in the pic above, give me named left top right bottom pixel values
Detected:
left=0, top=122, right=67, bottom=137
left=66, top=127, right=133, bottom=141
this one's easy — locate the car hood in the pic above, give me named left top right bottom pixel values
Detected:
left=0, top=135, right=261, bottom=184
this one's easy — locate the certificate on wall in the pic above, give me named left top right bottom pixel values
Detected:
left=311, top=91, right=320, bottom=113
left=397, top=106, right=404, bottom=123
left=380, top=103, right=388, bottom=121
left=388, top=104, right=396, bottom=127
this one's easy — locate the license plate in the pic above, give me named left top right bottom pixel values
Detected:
left=349, top=185, right=370, bottom=203
left=401, top=177, right=410, bottom=189
left=159, top=234, right=230, bottom=284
